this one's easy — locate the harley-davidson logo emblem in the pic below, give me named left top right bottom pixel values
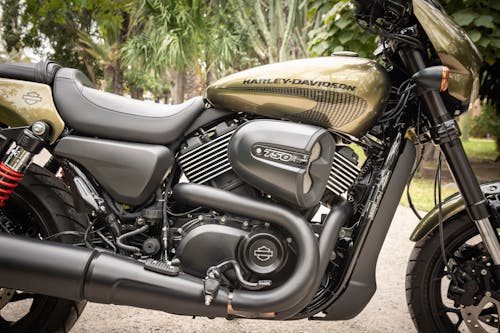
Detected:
left=254, top=145, right=309, bottom=166
left=22, top=92, right=43, bottom=105
left=254, top=246, right=274, bottom=262
left=242, top=78, right=356, bottom=91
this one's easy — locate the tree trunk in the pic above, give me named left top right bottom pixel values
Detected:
left=171, top=70, right=185, bottom=104
left=113, top=59, right=124, bottom=95
left=130, top=86, right=144, bottom=100
left=162, top=89, right=170, bottom=104
left=103, top=65, right=114, bottom=92
left=496, top=137, right=500, bottom=162
left=113, top=11, right=129, bottom=96
left=83, top=59, right=97, bottom=86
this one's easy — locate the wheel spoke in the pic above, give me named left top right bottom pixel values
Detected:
left=443, top=306, right=461, bottom=314
left=453, top=317, right=463, bottom=330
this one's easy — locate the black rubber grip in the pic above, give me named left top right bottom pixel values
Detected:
left=0, top=61, right=61, bottom=85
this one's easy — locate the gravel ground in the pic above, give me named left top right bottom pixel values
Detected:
left=70, top=205, right=420, bottom=333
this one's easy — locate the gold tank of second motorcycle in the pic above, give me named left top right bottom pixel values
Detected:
left=206, top=56, right=390, bottom=138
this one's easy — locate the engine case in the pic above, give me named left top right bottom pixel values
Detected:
left=228, top=120, right=335, bottom=208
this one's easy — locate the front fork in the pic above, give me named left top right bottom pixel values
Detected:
left=401, top=49, right=500, bottom=265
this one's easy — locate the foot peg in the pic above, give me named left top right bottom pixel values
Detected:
left=144, top=258, right=180, bottom=276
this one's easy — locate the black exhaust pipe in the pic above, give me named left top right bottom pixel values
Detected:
left=0, top=233, right=229, bottom=317
left=172, top=183, right=319, bottom=316
left=0, top=183, right=319, bottom=318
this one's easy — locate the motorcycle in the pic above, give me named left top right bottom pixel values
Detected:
left=0, top=0, right=498, bottom=332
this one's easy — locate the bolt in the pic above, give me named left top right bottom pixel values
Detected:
left=264, top=222, right=270, bottom=229
left=198, top=215, right=204, bottom=222
left=286, top=237, right=293, bottom=243
left=474, top=324, right=479, bottom=328
left=486, top=291, right=492, bottom=297
left=220, top=216, right=226, bottom=224
left=136, top=217, right=146, bottom=226
left=486, top=262, right=491, bottom=267
left=339, top=229, right=346, bottom=238
left=481, top=269, right=488, bottom=276
left=242, top=221, right=249, bottom=229
left=467, top=320, right=472, bottom=323
left=255, top=147, right=263, bottom=155
left=32, top=121, right=47, bottom=136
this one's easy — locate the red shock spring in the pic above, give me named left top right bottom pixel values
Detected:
left=0, top=162, right=24, bottom=208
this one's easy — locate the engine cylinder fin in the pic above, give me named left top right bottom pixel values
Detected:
left=178, top=131, right=233, bottom=163
left=189, top=159, right=232, bottom=182
left=332, top=162, right=359, bottom=179
left=327, top=151, right=360, bottom=196
left=329, top=173, right=353, bottom=187
left=178, top=136, right=231, bottom=166
left=193, top=167, right=233, bottom=185
left=182, top=148, right=228, bottom=173
left=178, top=128, right=236, bottom=185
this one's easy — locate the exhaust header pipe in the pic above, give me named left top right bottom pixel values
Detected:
left=0, top=183, right=320, bottom=318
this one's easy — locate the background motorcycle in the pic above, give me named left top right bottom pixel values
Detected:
left=0, top=0, right=498, bottom=332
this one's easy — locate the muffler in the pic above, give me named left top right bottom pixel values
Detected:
left=0, top=232, right=229, bottom=317
left=0, top=183, right=319, bottom=318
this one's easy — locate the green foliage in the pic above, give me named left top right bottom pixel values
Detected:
left=123, top=0, right=239, bottom=77
left=307, top=0, right=376, bottom=58
left=229, top=0, right=313, bottom=64
left=444, top=0, right=499, bottom=113
left=445, top=0, right=499, bottom=65
left=471, top=105, right=500, bottom=152
left=0, top=0, right=127, bottom=76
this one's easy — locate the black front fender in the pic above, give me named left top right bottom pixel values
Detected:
left=410, top=180, right=500, bottom=241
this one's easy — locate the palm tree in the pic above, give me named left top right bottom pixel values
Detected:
left=231, top=0, right=311, bottom=64
left=76, top=11, right=129, bottom=94
left=123, top=0, right=239, bottom=103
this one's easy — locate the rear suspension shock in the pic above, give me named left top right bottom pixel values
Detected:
left=0, top=122, right=48, bottom=208
left=0, top=161, right=24, bottom=208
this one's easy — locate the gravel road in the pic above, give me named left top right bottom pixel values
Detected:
left=71, top=205, right=420, bottom=333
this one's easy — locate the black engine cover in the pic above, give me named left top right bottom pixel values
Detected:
left=228, top=120, right=335, bottom=208
left=176, top=224, right=247, bottom=278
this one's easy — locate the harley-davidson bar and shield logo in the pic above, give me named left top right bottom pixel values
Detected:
left=254, top=246, right=274, bottom=262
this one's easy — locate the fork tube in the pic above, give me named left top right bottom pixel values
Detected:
left=400, top=49, right=500, bottom=265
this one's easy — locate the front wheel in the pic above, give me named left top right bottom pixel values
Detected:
left=406, top=213, right=499, bottom=332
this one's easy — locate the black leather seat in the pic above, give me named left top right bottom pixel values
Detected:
left=0, top=61, right=61, bottom=85
left=53, top=68, right=205, bottom=145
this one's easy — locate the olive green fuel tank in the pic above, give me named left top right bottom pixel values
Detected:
left=206, top=56, right=390, bottom=137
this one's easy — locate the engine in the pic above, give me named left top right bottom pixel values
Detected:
left=174, top=119, right=360, bottom=289
left=177, top=119, right=361, bottom=202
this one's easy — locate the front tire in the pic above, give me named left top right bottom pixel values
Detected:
left=406, top=213, right=499, bottom=332
left=0, top=164, right=87, bottom=333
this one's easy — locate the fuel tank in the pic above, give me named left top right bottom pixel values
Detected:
left=206, top=56, right=390, bottom=137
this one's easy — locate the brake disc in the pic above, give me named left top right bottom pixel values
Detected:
left=0, top=287, right=14, bottom=310
left=461, top=294, right=500, bottom=332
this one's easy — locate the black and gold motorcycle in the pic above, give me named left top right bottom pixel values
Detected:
left=0, top=0, right=498, bottom=332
